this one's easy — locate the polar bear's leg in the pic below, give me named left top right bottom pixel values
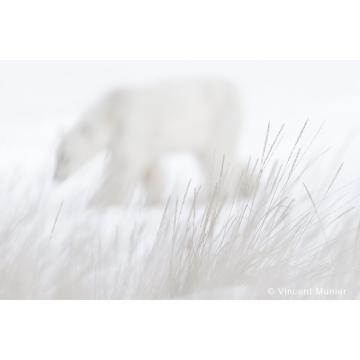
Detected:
left=197, top=149, right=242, bottom=200
left=88, top=168, right=132, bottom=207
left=143, top=161, right=164, bottom=205
left=197, top=102, right=244, bottom=200
left=88, top=159, right=145, bottom=207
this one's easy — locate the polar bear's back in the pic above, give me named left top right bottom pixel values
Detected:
left=54, top=78, right=243, bottom=207
left=113, top=79, right=241, bottom=157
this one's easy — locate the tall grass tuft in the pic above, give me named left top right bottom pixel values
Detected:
left=1, top=122, right=360, bottom=299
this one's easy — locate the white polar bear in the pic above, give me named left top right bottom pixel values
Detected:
left=54, top=79, right=242, bottom=207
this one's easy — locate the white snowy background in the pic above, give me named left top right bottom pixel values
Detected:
left=2, top=61, right=359, bottom=185
left=1, top=61, right=360, bottom=299
left=2, top=0, right=359, bottom=354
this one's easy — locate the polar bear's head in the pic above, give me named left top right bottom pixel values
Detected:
left=54, top=103, right=113, bottom=182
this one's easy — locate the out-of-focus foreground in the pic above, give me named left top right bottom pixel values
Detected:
left=1, top=121, right=360, bottom=299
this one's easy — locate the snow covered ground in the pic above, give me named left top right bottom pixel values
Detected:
left=1, top=61, right=360, bottom=299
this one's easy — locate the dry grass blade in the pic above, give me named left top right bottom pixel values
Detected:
left=302, top=182, right=333, bottom=265
left=261, top=122, right=270, bottom=165
left=2, top=121, right=360, bottom=300
left=47, top=200, right=64, bottom=248
left=263, top=124, right=284, bottom=167
left=325, top=163, right=343, bottom=196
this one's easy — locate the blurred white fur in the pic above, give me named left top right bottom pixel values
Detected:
left=54, top=79, right=242, bottom=207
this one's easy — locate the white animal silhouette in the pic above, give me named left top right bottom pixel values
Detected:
left=54, top=79, right=242, bottom=207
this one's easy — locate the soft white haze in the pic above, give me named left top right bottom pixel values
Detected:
left=1, top=61, right=360, bottom=299
left=1, top=61, right=359, bottom=182
left=53, top=78, right=241, bottom=207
